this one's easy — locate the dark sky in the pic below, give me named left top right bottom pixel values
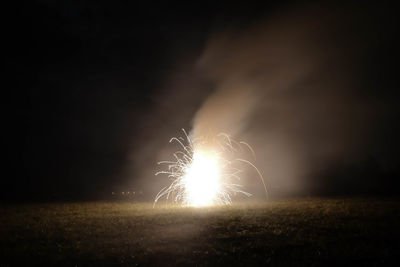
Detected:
left=4, top=0, right=400, bottom=201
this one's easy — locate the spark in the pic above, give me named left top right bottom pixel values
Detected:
left=154, top=129, right=268, bottom=207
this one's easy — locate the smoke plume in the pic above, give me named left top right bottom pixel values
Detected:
left=189, top=4, right=396, bottom=196
left=130, top=2, right=399, bottom=198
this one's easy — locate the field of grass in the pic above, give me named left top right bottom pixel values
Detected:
left=1, top=198, right=399, bottom=266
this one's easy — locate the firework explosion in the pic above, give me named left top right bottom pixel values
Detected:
left=154, top=129, right=267, bottom=207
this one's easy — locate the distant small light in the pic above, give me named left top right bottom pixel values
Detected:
left=122, top=192, right=125, bottom=195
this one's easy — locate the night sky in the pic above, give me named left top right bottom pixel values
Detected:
left=4, top=0, right=400, bottom=201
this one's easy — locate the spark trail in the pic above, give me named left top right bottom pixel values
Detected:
left=154, top=129, right=268, bottom=207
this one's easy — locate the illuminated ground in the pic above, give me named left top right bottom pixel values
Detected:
left=1, top=198, right=399, bottom=266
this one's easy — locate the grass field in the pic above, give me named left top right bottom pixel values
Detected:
left=1, top=198, right=400, bottom=266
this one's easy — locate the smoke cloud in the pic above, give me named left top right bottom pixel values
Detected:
left=130, top=2, right=399, bottom=198
left=188, top=4, right=396, bottom=196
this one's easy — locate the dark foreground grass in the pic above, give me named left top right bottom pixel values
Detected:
left=1, top=198, right=400, bottom=266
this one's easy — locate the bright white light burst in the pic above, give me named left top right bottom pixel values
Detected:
left=154, top=129, right=267, bottom=207
left=183, top=151, right=221, bottom=206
